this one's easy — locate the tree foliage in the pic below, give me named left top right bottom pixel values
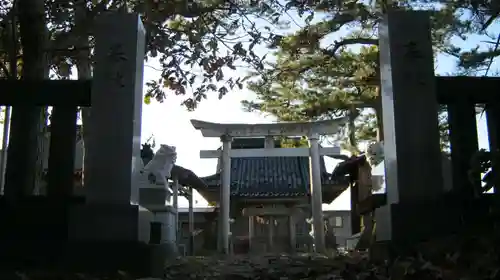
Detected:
left=0, top=0, right=496, bottom=122
left=0, top=0, right=300, bottom=110
left=0, top=0, right=497, bottom=109
left=242, top=0, right=496, bottom=150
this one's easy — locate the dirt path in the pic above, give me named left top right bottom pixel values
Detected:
left=164, top=237, right=499, bottom=280
left=164, top=254, right=381, bottom=279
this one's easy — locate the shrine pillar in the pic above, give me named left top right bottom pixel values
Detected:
left=188, top=187, right=195, bottom=255
left=248, top=215, right=254, bottom=252
left=173, top=177, right=179, bottom=249
left=220, top=135, right=231, bottom=254
left=308, top=133, right=326, bottom=253
left=288, top=214, right=296, bottom=252
left=268, top=216, right=274, bottom=251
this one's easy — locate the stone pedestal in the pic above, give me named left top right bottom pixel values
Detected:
left=0, top=196, right=160, bottom=277
left=68, top=204, right=152, bottom=242
left=152, top=206, right=178, bottom=258
left=375, top=197, right=462, bottom=244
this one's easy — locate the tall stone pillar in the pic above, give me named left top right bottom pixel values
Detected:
left=69, top=12, right=152, bottom=242
left=220, top=135, right=231, bottom=254
left=188, top=187, right=194, bottom=255
left=376, top=11, right=448, bottom=243
left=86, top=12, right=144, bottom=205
left=308, top=133, right=325, bottom=253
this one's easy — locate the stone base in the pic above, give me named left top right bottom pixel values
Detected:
left=375, top=194, right=499, bottom=245
left=0, top=240, right=168, bottom=277
left=0, top=196, right=163, bottom=277
left=69, top=202, right=153, bottom=242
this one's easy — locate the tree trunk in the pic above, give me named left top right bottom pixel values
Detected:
left=348, top=107, right=359, bottom=155
left=74, top=0, right=92, bottom=189
left=4, top=0, right=47, bottom=199
left=33, top=109, right=48, bottom=195
left=28, top=0, right=49, bottom=196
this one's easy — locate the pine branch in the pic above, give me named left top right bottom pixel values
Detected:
left=324, top=38, right=378, bottom=57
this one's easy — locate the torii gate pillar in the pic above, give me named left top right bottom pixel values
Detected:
left=308, top=133, right=325, bottom=253
left=220, top=134, right=231, bottom=254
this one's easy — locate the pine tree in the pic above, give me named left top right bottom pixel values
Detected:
left=243, top=0, right=493, bottom=151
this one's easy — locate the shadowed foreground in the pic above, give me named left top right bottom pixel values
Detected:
left=0, top=231, right=497, bottom=280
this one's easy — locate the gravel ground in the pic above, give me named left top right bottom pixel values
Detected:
left=0, top=233, right=497, bottom=280
left=163, top=233, right=500, bottom=280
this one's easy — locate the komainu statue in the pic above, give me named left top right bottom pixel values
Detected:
left=142, top=144, right=177, bottom=185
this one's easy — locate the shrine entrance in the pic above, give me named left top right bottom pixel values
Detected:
left=250, top=216, right=289, bottom=253
left=191, top=118, right=348, bottom=254
left=244, top=204, right=302, bottom=254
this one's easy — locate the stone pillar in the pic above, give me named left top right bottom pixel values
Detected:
left=376, top=11, right=447, bottom=243
left=188, top=187, right=194, bottom=256
left=268, top=216, right=274, bottom=252
left=288, top=214, right=296, bottom=252
left=153, top=208, right=175, bottom=245
left=487, top=102, right=500, bottom=193
left=69, top=12, right=152, bottom=242
left=85, top=12, right=145, bottom=206
left=220, top=135, right=231, bottom=254
left=173, top=178, right=179, bottom=248
left=150, top=205, right=179, bottom=260
left=308, top=133, right=326, bottom=253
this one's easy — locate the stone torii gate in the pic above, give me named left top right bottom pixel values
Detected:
left=191, top=118, right=347, bottom=254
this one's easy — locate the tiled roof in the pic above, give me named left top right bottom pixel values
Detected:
left=201, top=138, right=345, bottom=198
left=203, top=157, right=338, bottom=197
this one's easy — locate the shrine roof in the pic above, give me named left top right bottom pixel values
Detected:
left=202, top=157, right=342, bottom=198
left=201, top=138, right=348, bottom=199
